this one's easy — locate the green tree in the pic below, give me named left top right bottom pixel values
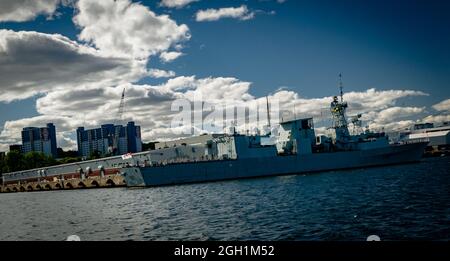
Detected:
left=59, top=157, right=81, bottom=164
left=89, top=150, right=101, bottom=160
left=57, top=148, right=79, bottom=158
left=43, top=153, right=57, bottom=167
left=142, top=142, right=157, bottom=151
left=23, top=152, right=57, bottom=169
left=1, top=151, right=59, bottom=173
left=24, top=152, right=45, bottom=169
left=0, top=154, right=7, bottom=174
left=5, top=150, right=25, bottom=172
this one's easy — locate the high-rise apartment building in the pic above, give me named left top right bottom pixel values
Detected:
left=76, top=121, right=142, bottom=157
left=21, top=123, right=57, bottom=158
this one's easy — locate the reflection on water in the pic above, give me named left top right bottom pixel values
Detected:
left=0, top=157, right=449, bottom=241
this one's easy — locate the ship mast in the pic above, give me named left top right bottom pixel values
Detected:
left=330, top=74, right=350, bottom=144
left=110, top=87, right=126, bottom=155
left=266, top=96, right=271, bottom=128
left=339, top=73, right=344, bottom=102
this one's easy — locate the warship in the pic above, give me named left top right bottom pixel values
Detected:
left=123, top=83, right=428, bottom=187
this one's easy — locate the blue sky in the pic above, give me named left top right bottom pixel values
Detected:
left=0, top=0, right=449, bottom=150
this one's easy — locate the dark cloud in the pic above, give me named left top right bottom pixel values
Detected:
left=0, top=30, right=134, bottom=102
left=0, top=0, right=60, bottom=22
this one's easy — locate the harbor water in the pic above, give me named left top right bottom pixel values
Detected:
left=0, top=157, right=449, bottom=241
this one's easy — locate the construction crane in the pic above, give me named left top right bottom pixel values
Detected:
left=111, top=88, right=126, bottom=155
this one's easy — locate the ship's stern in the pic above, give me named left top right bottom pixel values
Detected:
left=392, top=140, right=429, bottom=163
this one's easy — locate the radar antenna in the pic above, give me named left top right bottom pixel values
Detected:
left=350, top=114, right=362, bottom=135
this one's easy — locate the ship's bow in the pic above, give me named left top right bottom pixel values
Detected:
left=122, top=167, right=146, bottom=187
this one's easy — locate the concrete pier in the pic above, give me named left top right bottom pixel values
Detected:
left=0, top=174, right=126, bottom=193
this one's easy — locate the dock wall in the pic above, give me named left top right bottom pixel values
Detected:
left=0, top=174, right=125, bottom=193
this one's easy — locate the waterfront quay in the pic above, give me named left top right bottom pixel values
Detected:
left=0, top=149, right=185, bottom=193
left=0, top=173, right=125, bottom=193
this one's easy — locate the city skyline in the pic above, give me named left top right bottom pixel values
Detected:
left=9, top=121, right=142, bottom=156
left=0, top=0, right=449, bottom=152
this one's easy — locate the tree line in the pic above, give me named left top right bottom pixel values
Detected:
left=0, top=151, right=57, bottom=174
left=0, top=149, right=127, bottom=176
left=0, top=150, right=84, bottom=175
left=0, top=143, right=153, bottom=176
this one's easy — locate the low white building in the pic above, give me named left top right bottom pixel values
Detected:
left=403, top=123, right=450, bottom=149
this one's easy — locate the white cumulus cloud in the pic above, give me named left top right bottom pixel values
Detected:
left=73, top=0, right=190, bottom=60
left=0, top=0, right=191, bottom=102
left=148, top=69, right=176, bottom=78
left=160, top=51, right=184, bottom=63
left=375, top=107, right=425, bottom=123
left=432, top=98, right=450, bottom=112
left=0, top=0, right=61, bottom=22
left=422, top=114, right=450, bottom=124
left=195, top=5, right=255, bottom=22
left=160, top=0, right=199, bottom=8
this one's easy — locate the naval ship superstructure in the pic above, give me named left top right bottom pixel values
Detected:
left=123, top=87, right=428, bottom=187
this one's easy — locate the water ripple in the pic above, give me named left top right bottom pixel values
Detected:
left=0, top=157, right=449, bottom=241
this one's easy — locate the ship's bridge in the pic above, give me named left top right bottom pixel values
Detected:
left=215, top=135, right=278, bottom=159
left=276, top=118, right=316, bottom=155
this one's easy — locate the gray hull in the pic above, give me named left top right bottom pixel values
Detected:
left=124, top=142, right=427, bottom=187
